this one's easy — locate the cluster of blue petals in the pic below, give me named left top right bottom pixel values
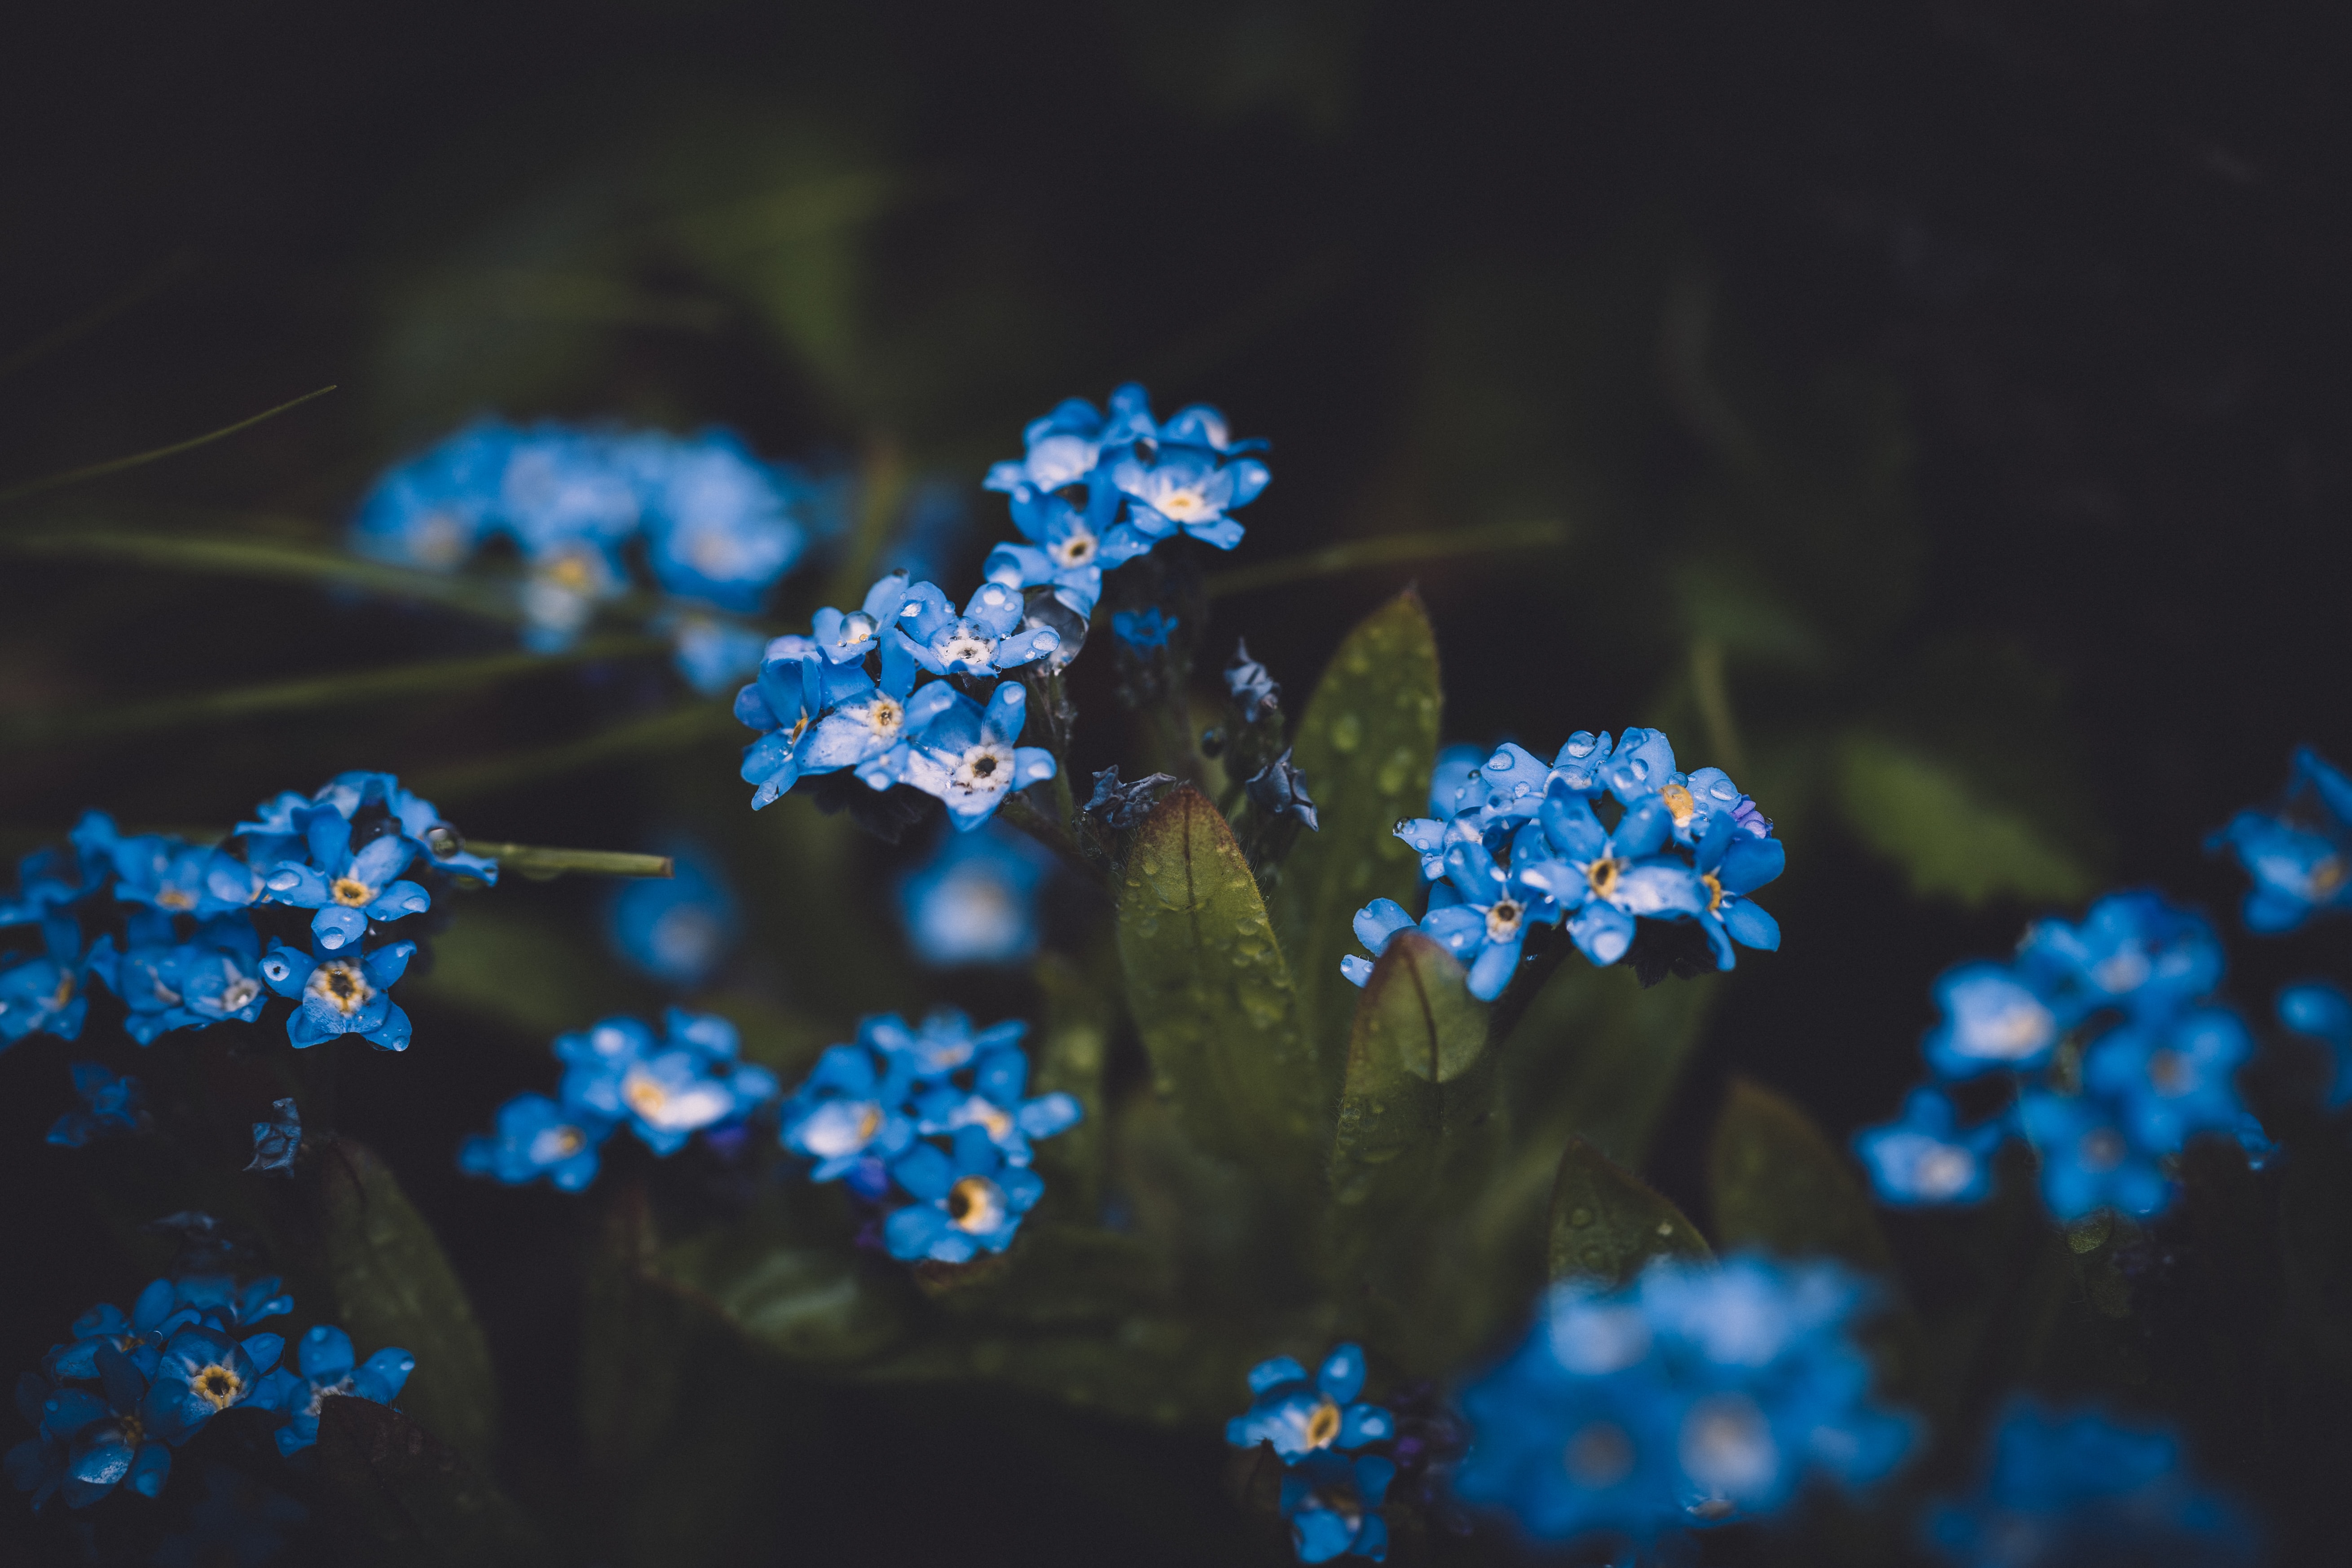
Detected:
left=1927, top=1399, right=2255, bottom=1567
left=1855, top=891, right=2268, bottom=1221
left=459, top=1009, right=779, bottom=1191
left=2208, top=746, right=2352, bottom=933
left=778, top=1010, right=1081, bottom=1264
left=608, top=841, right=740, bottom=989
left=981, top=384, right=1270, bottom=617
left=732, top=572, right=1058, bottom=828
left=46, top=1061, right=145, bottom=1147
left=0, top=773, right=476, bottom=1059
left=350, top=418, right=841, bottom=690
left=897, top=823, right=1054, bottom=968
left=1452, top=1256, right=1915, bottom=1550
left=1226, top=1344, right=1399, bottom=1562
left=1343, top=730, right=1783, bottom=1001
left=7, top=1273, right=410, bottom=1510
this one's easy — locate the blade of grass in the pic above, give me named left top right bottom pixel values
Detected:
left=0, top=384, right=337, bottom=508
left=1203, top=518, right=1568, bottom=598
left=0, top=529, right=524, bottom=620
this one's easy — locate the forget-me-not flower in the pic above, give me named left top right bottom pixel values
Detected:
left=780, top=1043, right=919, bottom=1186
left=349, top=419, right=514, bottom=571
left=987, top=470, right=1154, bottom=618
left=2017, top=1091, right=2168, bottom=1220
left=984, top=384, right=1159, bottom=495
left=258, top=936, right=416, bottom=1052
left=1854, top=1088, right=2003, bottom=1207
left=894, top=579, right=1061, bottom=677
left=143, top=1323, right=284, bottom=1443
left=459, top=1092, right=616, bottom=1192
left=2079, top=1007, right=2255, bottom=1157
left=883, top=1125, right=1046, bottom=1264
left=1692, top=815, right=1785, bottom=970
left=1109, top=433, right=1270, bottom=551
left=1228, top=1344, right=1396, bottom=1462
left=0, top=917, right=95, bottom=1047
left=1416, top=824, right=1564, bottom=1000
left=46, top=1061, right=146, bottom=1148
left=898, top=822, right=1053, bottom=968
left=2277, top=980, right=2352, bottom=1107
left=910, top=1044, right=1083, bottom=1167
left=251, top=1325, right=414, bottom=1457
left=899, top=682, right=1059, bottom=831
left=1520, top=788, right=1709, bottom=967
left=557, top=1009, right=778, bottom=1157
left=633, top=430, right=806, bottom=614
left=2208, top=745, right=2352, bottom=934
left=608, top=842, right=739, bottom=988
left=1922, top=962, right=2061, bottom=1081
left=256, top=807, right=432, bottom=953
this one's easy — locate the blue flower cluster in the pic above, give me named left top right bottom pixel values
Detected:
left=458, top=1009, right=778, bottom=1191
left=1452, top=1256, right=1915, bottom=1550
left=981, top=384, right=1271, bottom=617
left=1927, top=1399, right=2255, bottom=1567
left=778, top=1010, right=1081, bottom=1264
left=2278, top=980, right=2352, bottom=1109
left=897, top=823, right=1053, bottom=968
left=351, top=419, right=839, bottom=691
left=46, top=1061, right=145, bottom=1147
left=1342, top=731, right=1783, bottom=1001
left=1855, top=891, right=2266, bottom=1221
left=732, top=573, right=1059, bottom=827
left=0, top=773, right=476, bottom=1057
left=2209, top=746, right=2352, bottom=933
left=8, top=1273, right=410, bottom=1510
left=1227, top=1344, right=1399, bottom=1563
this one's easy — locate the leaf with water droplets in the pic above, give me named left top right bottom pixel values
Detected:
left=1117, top=786, right=1319, bottom=1183
left=1272, top=589, right=1441, bottom=1090
left=1546, top=1136, right=1711, bottom=1287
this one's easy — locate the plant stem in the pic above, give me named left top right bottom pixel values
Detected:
left=458, top=843, right=675, bottom=880
left=0, top=384, right=338, bottom=508
left=1202, top=518, right=1568, bottom=598
left=1689, top=635, right=1746, bottom=776
left=0, top=529, right=526, bottom=620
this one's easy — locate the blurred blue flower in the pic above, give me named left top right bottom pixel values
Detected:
left=883, top=1125, right=1046, bottom=1263
left=900, top=681, right=1059, bottom=831
left=660, top=611, right=771, bottom=696
left=1281, top=1450, right=1396, bottom=1563
left=983, top=385, right=1158, bottom=495
left=556, top=1009, right=777, bottom=1157
left=2080, top=1007, right=2254, bottom=1156
left=1454, top=1257, right=1914, bottom=1549
left=1228, top=1343, right=1395, bottom=1462
left=2017, top=1091, right=2169, bottom=1220
left=58, top=1347, right=175, bottom=1506
left=2208, top=745, right=2352, bottom=934
left=633, top=429, right=806, bottom=613
left=492, top=424, right=643, bottom=553
left=780, top=1043, right=918, bottom=1182
left=349, top=419, right=513, bottom=571
left=895, top=579, right=1061, bottom=677
left=150, top=1465, right=309, bottom=1568
left=2277, top=980, right=2352, bottom=1107
left=1854, top=1088, right=2003, bottom=1207
left=257, top=935, right=415, bottom=1052
left=251, top=1326, right=414, bottom=1457
left=879, top=479, right=973, bottom=589
left=144, top=1323, right=283, bottom=1444
left=91, top=822, right=250, bottom=919
left=609, top=844, right=739, bottom=988
left=1922, top=962, right=2061, bottom=1081
left=899, top=822, right=1052, bottom=968
left=0, top=916, right=95, bottom=1047
left=0, top=840, right=101, bottom=928
left=1929, top=1399, right=2255, bottom=1568
left=244, top=1098, right=301, bottom=1176
left=2017, top=891, right=2224, bottom=1024
left=1111, top=606, right=1179, bottom=652
left=49, top=1279, right=204, bottom=1382
left=519, top=536, right=630, bottom=654
left=863, top=1009, right=1028, bottom=1082
left=459, top=1092, right=616, bottom=1192
left=46, top=1060, right=146, bottom=1147
left=910, top=1044, right=1082, bottom=1166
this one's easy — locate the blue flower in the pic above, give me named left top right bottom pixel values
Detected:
left=1855, top=1088, right=2004, bottom=1207
left=1595, top=728, right=1679, bottom=806
left=894, top=579, right=1061, bottom=677
left=0, top=916, right=95, bottom=1046
left=780, top=1043, right=919, bottom=1182
left=1281, top=1451, right=1396, bottom=1563
left=609, top=843, right=739, bottom=987
left=1418, top=825, right=1565, bottom=1000
left=349, top=419, right=513, bottom=571
left=2016, top=891, right=2223, bottom=1024
left=170, top=1274, right=294, bottom=1335
left=2208, top=745, right=2352, bottom=933
left=734, top=635, right=881, bottom=808
left=898, top=822, right=1053, bottom=968
left=245, top=1097, right=301, bottom=1176
left=372, top=775, right=501, bottom=883
left=1692, top=816, right=1785, bottom=970
left=660, top=610, right=772, bottom=696
left=493, top=425, right=643, bottom=552
left=2080, top=1007, right=2254, bottom=1158
left=144, top=1323, right=283, bottom=1443
left=983, top=385, right=1159, bottom=494
left=258, top=936, right=416, bottom=1051
left=812, top=571, right=917, bottom=665
left=1922, top=962, right=2061, bottom=1080
left=1248, top=751, right=1321, bottom=830
left=1224, top=640, right=1281, bottom=720
left=862, top=1009, right=1027, bottom=1081
left=150, top=1465, right=309, bottom=1568
left=250, top=1326, right=414, bottom=1457
left=90, top=821, right=251, bottom=918
left=883, top=1126, right=1046, bottom=1263
left=0, top=841, right=101, bottom=928
left=519, top=536, right=630, bottom=653
left=57, top=1347, right=176, bottom=1506
left=255, top=807, right=431, bottom=953
left=899, top=681, right=1059, bottom=831
left=1110, top=606, right=1180, bottom=652
left=46, top=1060, right=146, bottom=1147
left=2017, top=1091, right=2168, bottom=1220
left=49, top=1279, right=205, bottom=1382
left=798, top=637, right=933, bottom=786
left=1108, top=442, right=1270, bottom=551
left=987, top=470, right=1155, bottom=618
left=909, top=1044, right=1083, bottom=1166
left=1339, top=899, right=1419, bottom=988
left=1928, top=1399, right=2256, bottom=1568
left=87, top=912, right=273, bottom=1045
left=1521, top=788, right=1709, bottom=967
left=633, top=430, right=805, bottom=613
left=2278, top=980, right=2352, bottom=1108
left=1228, top=1343, right=1395, bottom=1462
left=556, top=1009, right=778, bottom=1157
left=459, top=1092, right=616, bottom=1191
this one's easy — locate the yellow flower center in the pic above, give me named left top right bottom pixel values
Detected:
left=194, top=1364, right=243, bottom=1413
left=306, top=962, right=374, bottom=1017
left=2146, top=1049, right=2187, bottom=1093
left=623, top=1075, right=670, bottom=1119
left=1564, top=1421, right=1635, bottom=1487
left=1050, top=530, right=1096, bottom=566
left=1304, top=1398, right=1342, bottom=1450
left=1586, top=857, right=1624, bottom=900
left=946, top=1176, right=1005, bottom=1233
left=1159, top=490, right=1204, bottom=519
left=156, top=887, right=196, bottom=910
left=542, top=554, right=595, bottom=592
left=1660, top=781, right=1697, bottom=826
left=332, top=876, right=375, bottom=907
left=2312, top=856, right=2347, bottom=898
left=1703, top=871, right=1724, bottom=914
left=1484, top=900, right=1524, bottom=942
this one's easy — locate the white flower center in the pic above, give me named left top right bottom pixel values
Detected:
left=949, top=744, right=1016, bottom=800
left=306, top=962, right=374, bottom=1017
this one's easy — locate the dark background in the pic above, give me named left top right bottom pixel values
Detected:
left=4, top=2, right=2349, bottom=1563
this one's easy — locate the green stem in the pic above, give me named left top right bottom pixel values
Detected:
left=0, top=529, right=525, bottom=621
left=460, top=842, right=675, bottom=880
left=1689, top=635, right=1746, bottom=776
left=3, top=636, right=663, bottom=748
left=407, top=701, right=737, bottom=802
left=0, top=384, right=338, bottom=508
left=1202, top=518, right=1568, bottom=598
left=0, top=251, right=197, bottom=383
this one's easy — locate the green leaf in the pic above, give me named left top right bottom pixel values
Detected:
left=1546, top=1136, right=1712, bottom=1288
left=1324, top=932, right=1502, bottom=1367
left=1707, top=1077, right=1893, bottom=1273
left=1835, top=731, right=2096, bottom=908
left=1117, top=785, right=1320, bottom=1178
left=1271, top=589, right=1442, bottom=1080
left=648, top=1195, right=912, bottom=1367
left=1498, top=956, right=1722, bottom=1165
left=312, top=1139, right=499, bottom=1466
left=315, top=1397, right=546, bottom=1568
